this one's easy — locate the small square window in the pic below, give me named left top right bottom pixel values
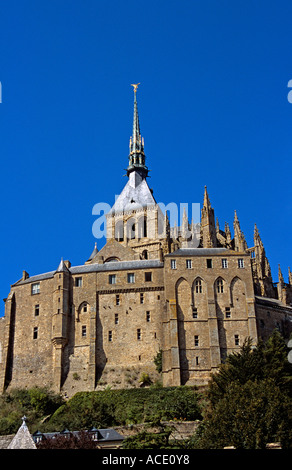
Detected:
left=34, top=304, right=39, bottom=316
left=33, top=327, right=38, bottom=339
left=145, top=272, right=152, bottom=282
left=238, top=258, right=244, bottom=268
left=186, top=259, right=192, bottom=269
left=31, top=283, right=40, bottom=295
left=75, top=277, right=82, bottom=287
left=207, top=259, right=212, bottom=268
left=82, top=325, right=87, bottom=337
left=109, top=274, right=116, bottom=285
left=222, top=258, right=228, bottom=269
left=171, top=260, right=176, bottom=269
left=127, top=273, right=135, bottom=284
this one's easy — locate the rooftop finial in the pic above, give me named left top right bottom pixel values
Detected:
left=131, top=83, right=140, bottom=93
left=127, top=83, right=148, bottom=179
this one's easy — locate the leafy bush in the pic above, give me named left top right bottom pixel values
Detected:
left=41, top=387, right=202, bottom=432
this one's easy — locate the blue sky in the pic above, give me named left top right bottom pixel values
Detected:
left=0, top=0, right=292, bottom=315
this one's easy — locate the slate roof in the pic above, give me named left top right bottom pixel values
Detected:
left=7, top=417, right=36, bottom=449
left=13, top=259, right=164, bottom=286
left=166, top=248, right=229, bottom=257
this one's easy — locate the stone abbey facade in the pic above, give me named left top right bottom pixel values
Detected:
left=0, top=88, right=292, bottom=397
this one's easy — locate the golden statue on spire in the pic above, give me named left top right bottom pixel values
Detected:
left=131, top=83, right=140, bottom=93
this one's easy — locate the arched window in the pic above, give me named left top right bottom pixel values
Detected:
left=142, top=250, right=148, bottom=260
left=216, top=279, right=224, bottom=294
left=195, top=279, right=202, bottom=293
left=115, top=220, right=124, bottom=242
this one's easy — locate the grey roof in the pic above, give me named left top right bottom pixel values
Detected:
left=109, top=171, right=156, bottom=214
left=166, top=248, right=229, bottom=257
left=87, top=243, right=99, bottom=261
left=32, top=427, right=124, bottom=443
left=70, top=259, right=163, bottom=274
left=14, top=259, right=164, bottom=286
left=56, top=258, right=70, bottom=273
left=8, top=418, right=36, bottom=449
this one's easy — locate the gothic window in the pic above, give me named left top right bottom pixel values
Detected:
left=195, top=279, right=202, bottom=293
left=142, top=250, right=148, bottom=260
left=115, top=220, right=124, bottom=242
left=216, top=279, right=224, bottom=293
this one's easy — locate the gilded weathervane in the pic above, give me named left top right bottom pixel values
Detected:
left=131, top=83, right=140, bottom=93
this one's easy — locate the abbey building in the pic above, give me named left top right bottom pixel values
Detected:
left=0, top=87, right=291, bottom=396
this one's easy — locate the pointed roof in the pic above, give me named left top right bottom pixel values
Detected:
left=8, top=416, right=36, bottom=449
left=203, top=186, right=211, bottom=209
left=56, top=258, right=69, bottom=273
left=127, top=84, right=148, bottom=179
left=87, top=242, right=99, bottom=261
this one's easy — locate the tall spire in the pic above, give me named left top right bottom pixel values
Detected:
left=127, top=84, right=148, bottom=179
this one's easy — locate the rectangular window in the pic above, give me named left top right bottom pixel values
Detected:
left=82, top=325, right=87, bottom=337
left=33, top=327, right=38, bottom=339
left=194, top=335, right=199, bottom=347
left=137, top=328, right=141, bottom=340
left=34, top=304, right=39, bottom=316
left=195, top=356, right=199, bottom=366
left=146, top=311, right=151, bottom=322
left=109, top=274, right=116, bottom=285
left=127, top=273, right=135, bottom=284
left=186, top=259, right=192, bottom=269
left=140, top=293, right=144, bottom=304
left=206, top=259, right=212, bottom=268
left=115, top=313, right=119, bottom=325
left=234, top=334, right=239, bottom=346
left=238, top=258, right=244, bottom=268
left=75, top=277, right=82, bottom=287
left=31, top=282, right=40, bottom=295
left=222, top=258, right=228, bottom=269
left=192, top=308, right=198, bottom=319
left=108, top=331, right=112, bottom=342
left=116, top=294, right=120, bottom=306
left=171, top=259, right=176, bottom=269
left=145, top=272, right=152, bottom=282
left=225, top=307, right=231, bottom=318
